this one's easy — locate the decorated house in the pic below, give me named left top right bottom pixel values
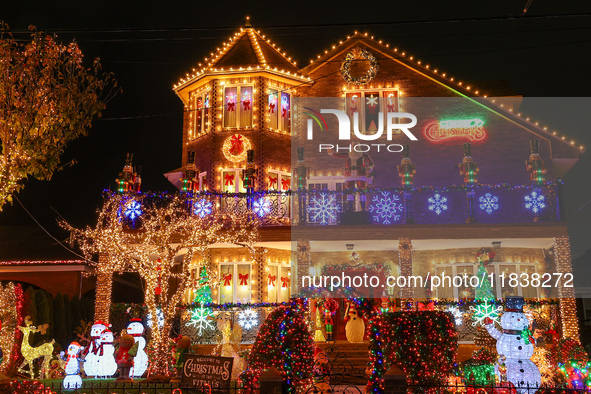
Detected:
left=80, top=19, right=585, bottom=386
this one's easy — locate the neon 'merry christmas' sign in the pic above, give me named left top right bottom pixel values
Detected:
left=424, top=118, right=486, bottom=143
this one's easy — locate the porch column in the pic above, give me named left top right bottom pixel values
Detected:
left=398, top=238, right=414, bottom=310
left=252, top=247, right=265, bottom=303
left=296, top=239, right=311, bottom=295
left=94, top=254, right=113, bottom=323
left=554, top=236, right=580, bottom=342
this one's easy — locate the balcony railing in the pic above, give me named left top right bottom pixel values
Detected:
left=115, top=182, right=561, bottom=228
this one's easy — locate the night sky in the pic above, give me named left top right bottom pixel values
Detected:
left=1, top=1, right=591, bottom=261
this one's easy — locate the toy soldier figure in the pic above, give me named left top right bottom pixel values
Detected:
left=525, top=139, right=546, bottom=185
left=328, top=140, right=374, bottom=212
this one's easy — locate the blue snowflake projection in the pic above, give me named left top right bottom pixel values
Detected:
left=524, top=190, right=546, bottom=214
left=428, top=193, right=448, bottom=215
left=124, top=200, right=142, bottom=220
left=253, top=197, right=272, bottom=217
left=309, top=193, right=339, bottom=225
left=193, top=198, right=212, bottom=218
left=369, top=191, right=404, bottom=224
left=238, top=308, right=259, bottom=330
left=186, top=305, right=215, bottom=335
left=470, top=300, right=502, bottom=326
left=479, top=193, right=499, bottom=214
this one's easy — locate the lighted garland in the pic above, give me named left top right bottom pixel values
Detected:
left=340, top=47, right=379, bottom=84
left=320, top=261, right=391, bottom=277
left=367, top=311, right=458, bottom=393
left=239, top=304, right=314, bottom=393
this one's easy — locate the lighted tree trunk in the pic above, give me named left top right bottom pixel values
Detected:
left=94, top=256, right=114, bottom=323
left=554, top=236, right=580, bottom=342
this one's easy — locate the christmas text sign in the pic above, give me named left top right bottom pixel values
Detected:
left=181, top=354, right=234, bottom=388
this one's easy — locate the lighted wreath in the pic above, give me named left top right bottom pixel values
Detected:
left=222, top=134, right=251, bottom=163
left=340, top=47, right=379, bottom=84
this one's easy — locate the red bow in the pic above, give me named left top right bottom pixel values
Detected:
left=239, top=273, right=249, bottom=286
left=387, top=103, right=396, bottom=112
left=268, top=274, right=276, bottom=287
left=350, top=106, right=358, bottom=114
left=281, top=178, right=291, bottom=190
left=223, top=274, right=232, bottom=286
left=281, top=277, right=290, bottom=288
left=227, top=101, right=235, bottom=112
left=268, top=176, right=278, bottom=189
left=368, top=104, right=377, bottom=114
left=242, top=99, right=251, bottom=111
left=224, top=174, right=235, bottom=186
left=418, top=301, right=434, bottom=311
left=229, top=134, right=244, bottom=156
left=281, top=106, right=288, bottom=118
left=268, top=103, right=275, bottom=113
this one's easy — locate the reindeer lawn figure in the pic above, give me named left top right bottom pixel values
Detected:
left=18, top=316, right=55, bottom=379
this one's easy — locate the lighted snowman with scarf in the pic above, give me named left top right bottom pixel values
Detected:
left=126, top=318, right=148, bottom=378
left=484, top=297, right=541, bottom=393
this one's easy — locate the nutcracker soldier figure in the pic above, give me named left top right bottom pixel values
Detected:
left=525, top=140, right=546, bottom=186
left=181, top=151, right=198, bottom=193
left=328, top=140, right=374, bottom=212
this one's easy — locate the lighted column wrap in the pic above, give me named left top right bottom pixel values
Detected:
left=253, top=248, right=265, bottom=303
left=296, top=239, right=311, bottom=294
left=94, top=254, right=113, bottom=323
left=554, top=236, right=580, bottom=342
left=398, top=238, right=414, bottom=308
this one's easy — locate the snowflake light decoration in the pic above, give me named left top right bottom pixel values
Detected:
left=524, top=190, right=545, bottom=214
left=253, top=197, right=272, bottom=218
left=470, top=300, right=502, bottom=326
left=369, top=191, right=404, bottom=224
left=193, top=198, right=212, bottom=218
left=366, top=95, right=378, bottom=106
left=428, top=193, right=448, bottom=215
left=146, top=308, right=165, bottom=328
left=447, top=306, right=465, bottom=326
left=309, top=193, right=339, bottom=225
left=479, top=193, right=499, bottom=214
left=238, top=309, right=258, bottom=330
left=186, top=305, right=215, bottom=335
left=124, top=200, right=142, bottom=220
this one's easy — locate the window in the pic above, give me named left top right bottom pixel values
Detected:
left=346, top=90, right=399, bottom=134
left=267, top=264, right=291, bottom=302
left=219, top=262, right=251, bottom=303
left=267, top=170, right=291, bottom=191
left=190, top=90, right=210, bottom=137
left=221, top=169, right=246, bottom=193
left=268, top=90, right=290, bottom=132
left=224, top=86, right=253, bottom=128
left=198, top=172, right=207, bottom=191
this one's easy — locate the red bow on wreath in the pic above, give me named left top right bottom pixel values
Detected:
left=227, top=101, right=235, bottom=112
left=268, top=176, right=278, bottom=189
left=223, top=273, right=232, bottom=286
left=268, top=102, right=275, bottom=114
left=281, top=178, right=291, bottom=190
left=268, top=274, right=276, bottom=287
left=238, top=273, right=249, bottom=286
left=224, top=174, right=235, bottom=186
left=417, top=301, right=434, bottom=311
left=242, top=99, right=251, bottom=111
left=281, top=277, right=290, bottom=288
left=229, top=134, right=244, bottom=156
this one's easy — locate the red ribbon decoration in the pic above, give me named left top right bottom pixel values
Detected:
left=368, top=104, right=377, bottom=114
left=227, top=101, right=235, bottom=112
left=417, top=301, right=435, bottom=311
left=281, top=178, right=291, bottom=190
left=268, top=103, right=275, bottom=114
left=387, top=103, right=396, bottom=112
left=224, top=174, right=235, bottom=186
left=281, top=277, right=290, bottom=288
left=268, top=176, right=278, bottom=189
left=229, top=134, right=244, bottom=156
left=242, top=99, right=251, bottom=111
left=238, top=273, right=249, bottom=286
left=350, top=106, right=358, bottom=114
left=281, top=106, right=288, bottom=118
left=223, top=273, right=232, bottom=286
left=268, top=274, right=276, bottom=287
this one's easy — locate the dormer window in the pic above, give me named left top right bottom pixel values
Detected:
left=224, top=85, right=253, bottom=128
left=346, top=90, right=399, bottom=134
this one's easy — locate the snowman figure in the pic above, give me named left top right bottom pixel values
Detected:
left=344, top=301, right=365, bottom=343
left=98, top=328, right=117, bottom=378
left=83, top=320, right=107, bottom=377
left=61, top=342, right=84, bottom=389
left=484, top=297, right=541, bottom=393
left=127, top=318, right=148, bottom=378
